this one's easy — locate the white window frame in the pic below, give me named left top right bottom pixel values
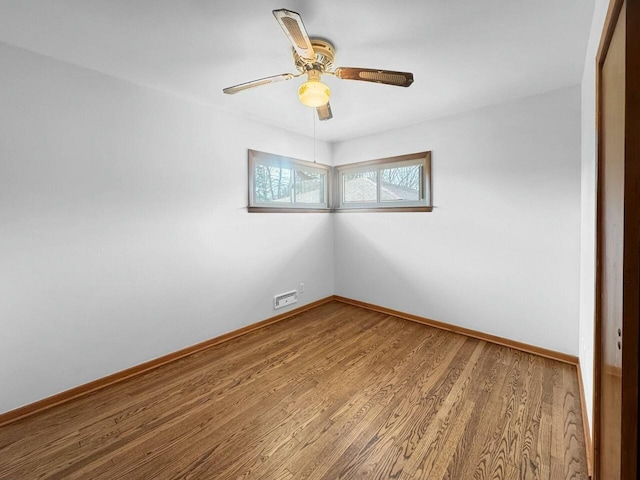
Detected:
left=335, top=152, right=432, bottom=212
left=248, top=150, right=330, bottom=212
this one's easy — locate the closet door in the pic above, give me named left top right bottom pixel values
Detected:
left=594, top=1, right=640, bottom=478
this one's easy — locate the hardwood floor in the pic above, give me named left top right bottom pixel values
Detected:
left=0, top=301, right=588, bottom=479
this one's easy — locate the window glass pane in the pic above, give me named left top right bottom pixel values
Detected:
left=380, top=165, right=421, bottom=202
left=295, top=170, right=325, bottom=204
left=254, top=164, right=292, bottom=203
left=343, top=171, right=378, bottom=203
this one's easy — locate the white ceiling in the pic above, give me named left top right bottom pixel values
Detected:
left=0, top=0, right=594, bottom=142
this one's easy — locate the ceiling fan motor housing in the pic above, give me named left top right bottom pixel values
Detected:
left=294, top=39, right=336, bottom=73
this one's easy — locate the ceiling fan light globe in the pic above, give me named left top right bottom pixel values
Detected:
left=298, top=80, right=330, bottom=108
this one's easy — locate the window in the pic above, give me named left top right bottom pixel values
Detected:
left=248, top=150, right=432, bottom=213
left=335, top=152, right=432, bottom=211
left=249, top=150, right=330, bottom=211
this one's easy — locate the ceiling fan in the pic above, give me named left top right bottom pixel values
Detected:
left=222, top=8, right=414, bottom=121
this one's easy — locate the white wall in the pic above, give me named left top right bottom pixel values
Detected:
left=0, top=42, right=334, bottom=414
left=333, top=86, right=582, bottom=355
left=579, top=0, right=610, bottom=435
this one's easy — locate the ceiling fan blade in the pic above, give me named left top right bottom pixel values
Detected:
left=317, top=102, right=333, bottom=121
left=273, top=9, right=315, bottom=61
left=334, top=68, right=414, bottom=87
left=222, top=73, right=296, bottom=94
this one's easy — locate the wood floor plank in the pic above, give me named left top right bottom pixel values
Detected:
left=400, top=342, right=486, bottom=478
left=439, top=343, right=510, bottom=480
left=455, top=349, right=523, bottom=479
left=560, top=364, right=588, bottom=480
left=300, top=334, right=469, bottom=479
left=0, top=301, right=589, bottom=479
